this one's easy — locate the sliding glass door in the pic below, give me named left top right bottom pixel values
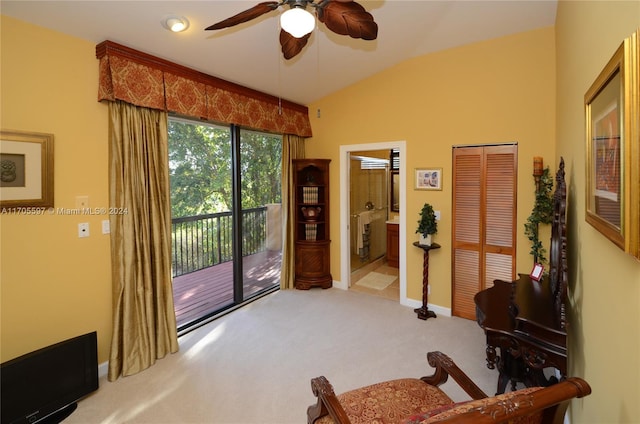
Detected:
left=169, top=119, right=282, bottom=330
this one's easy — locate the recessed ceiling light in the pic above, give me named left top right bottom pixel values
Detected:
left=163, top=16, right=190, bottom=33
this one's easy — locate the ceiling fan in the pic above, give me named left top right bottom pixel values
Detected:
left=205, top=0, right=378, bottom=60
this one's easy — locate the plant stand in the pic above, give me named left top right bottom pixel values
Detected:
left=413, top=241, right=441, bottom=320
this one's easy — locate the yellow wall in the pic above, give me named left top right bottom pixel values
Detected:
left=2, top=6, right=639, bottom=422
left=555, top=1, right=640, bottom=423
left=308, top=27, right=557, bottom=306
left=0, top=16, right=112, bottom=363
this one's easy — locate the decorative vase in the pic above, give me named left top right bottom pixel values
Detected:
left=301, top=206, right=321, bottom=221
left=420, top=234, right=432, bottom=246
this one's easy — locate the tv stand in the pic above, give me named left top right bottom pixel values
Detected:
left=37, top=402, right=77, bottom=424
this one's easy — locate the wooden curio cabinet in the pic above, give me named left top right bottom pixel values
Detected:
left=293, top=159, right=332, bottom=290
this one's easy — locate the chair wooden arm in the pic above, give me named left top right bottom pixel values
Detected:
left=307, top=376, right=351, bottom=424
left=425, top=377, right=591, bottom=424
left=420, top=351, right=488, bottom=400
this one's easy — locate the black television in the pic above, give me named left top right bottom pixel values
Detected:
left=1, top=331, right=99, bottom=424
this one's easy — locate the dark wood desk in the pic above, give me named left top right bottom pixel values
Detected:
left=475, top=274, right=567, bottom=394
left=476, top=158, right=569, bottom=395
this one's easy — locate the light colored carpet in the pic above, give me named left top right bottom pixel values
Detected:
left=67, top=289, right=496, bottom=424
left=355, top=271, right=397, bottom=290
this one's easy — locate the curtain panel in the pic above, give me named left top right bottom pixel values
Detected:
left=96, top=40, right=312, bottom=137
left=280, top=134, right=306, bottom=289
left=108, top=100, right=179, bottom=381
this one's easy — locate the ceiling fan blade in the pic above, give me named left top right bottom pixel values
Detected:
left=280, top=29, right=311, bottom=60
left=205, top=1, right=280, bottom=30
left=318, top=1, right=378, bottom=40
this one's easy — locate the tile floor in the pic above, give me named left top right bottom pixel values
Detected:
left=350, top=256, right=399, bottom=301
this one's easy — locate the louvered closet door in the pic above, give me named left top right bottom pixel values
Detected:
left=452, top=145, right=517, bottom=319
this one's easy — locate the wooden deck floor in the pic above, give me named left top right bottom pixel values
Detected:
left=172, top=250, right=282, bottom=328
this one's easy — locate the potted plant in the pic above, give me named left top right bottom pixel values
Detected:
left=524, top=167, right=554, bottom=265
left=416, top=203, right=437, bottom=246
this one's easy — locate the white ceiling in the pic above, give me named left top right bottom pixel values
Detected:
left=1, top=0, right=557, bottom=105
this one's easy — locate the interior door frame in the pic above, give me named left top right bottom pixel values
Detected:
left=338, top=141, right=408, bottom=306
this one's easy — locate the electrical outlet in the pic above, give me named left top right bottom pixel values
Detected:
left=78, top=223, right=90, bottom=238
left=434, top=210, right=441, bottom=220
left=101, top=220, right=110, bottom=234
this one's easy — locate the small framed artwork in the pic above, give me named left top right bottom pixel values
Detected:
left=415, top=168, right=442, bottom=191
left=1, top=130, right=54, bottom=208
left=584, top=34, right=636, bottom=250
left=530, top=263, right=544, bottom=281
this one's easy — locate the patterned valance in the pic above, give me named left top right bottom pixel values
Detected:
left=96, top=41, right=312, bottom=137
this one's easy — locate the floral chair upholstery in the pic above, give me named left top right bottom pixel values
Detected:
left=307, top=351, right=590, bottom=424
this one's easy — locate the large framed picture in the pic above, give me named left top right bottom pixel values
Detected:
left=0, top=130, right=54, bottom=208
left=415, top=168, right=442, bottom=191
left=584, top=40, right=629, bottom=250
left=631, top=30, right=640, bottom=260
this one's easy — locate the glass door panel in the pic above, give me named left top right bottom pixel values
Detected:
left=169, top=119, right=234, bottom=329
left=239, top=129, right=283, bottom=299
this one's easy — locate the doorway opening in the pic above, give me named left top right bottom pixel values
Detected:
left=339, top=141, right=408, bottom=306
left=349, top=153, right=389, bottom=272
left=347, top=151, right=397, bottom=300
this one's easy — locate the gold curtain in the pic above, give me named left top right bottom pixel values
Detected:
left=280, top=134, right=306, bottom=289
left=107, top=100, right=179, bottom=381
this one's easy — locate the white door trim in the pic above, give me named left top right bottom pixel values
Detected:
left=337, top=141, right=409, bottom=307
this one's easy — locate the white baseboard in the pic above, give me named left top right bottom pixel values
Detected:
left=332, top=279, right=348, bottom=290
left=403, top=298, right=452, bottom=317
left=98, top=361, right=108, bottom=379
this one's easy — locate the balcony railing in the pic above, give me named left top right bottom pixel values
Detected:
left=171, top=206, right=268, bottom=278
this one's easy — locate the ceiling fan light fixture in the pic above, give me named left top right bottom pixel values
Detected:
left=163, top=16, right=190, bottom=33
left=280, top=7, right=315, bottom=38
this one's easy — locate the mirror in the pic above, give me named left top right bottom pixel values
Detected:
left=391, top=170, right=399, bottom=212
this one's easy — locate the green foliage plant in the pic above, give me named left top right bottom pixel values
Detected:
left=524, top=167, right=554, bottom=265
left=168, top=120, right=282, bottom=218
left=416, top=203, right=438, bottom=237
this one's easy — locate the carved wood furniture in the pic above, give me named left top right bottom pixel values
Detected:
left=307, top=350, right=590, bottom=424
left=293, top=159, right=332, bottom=289
left=413, top=242, right=441, bottom=320
left=475, top=158, right=568, bottom=394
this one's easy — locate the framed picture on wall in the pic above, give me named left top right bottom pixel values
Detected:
left=629, top=29, right=640, bottom=260
left=584, top=32, right=639, bottom=251
left=415, top=168, right=442, bottom=191
left=0, top=130, right=54, bottom=209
